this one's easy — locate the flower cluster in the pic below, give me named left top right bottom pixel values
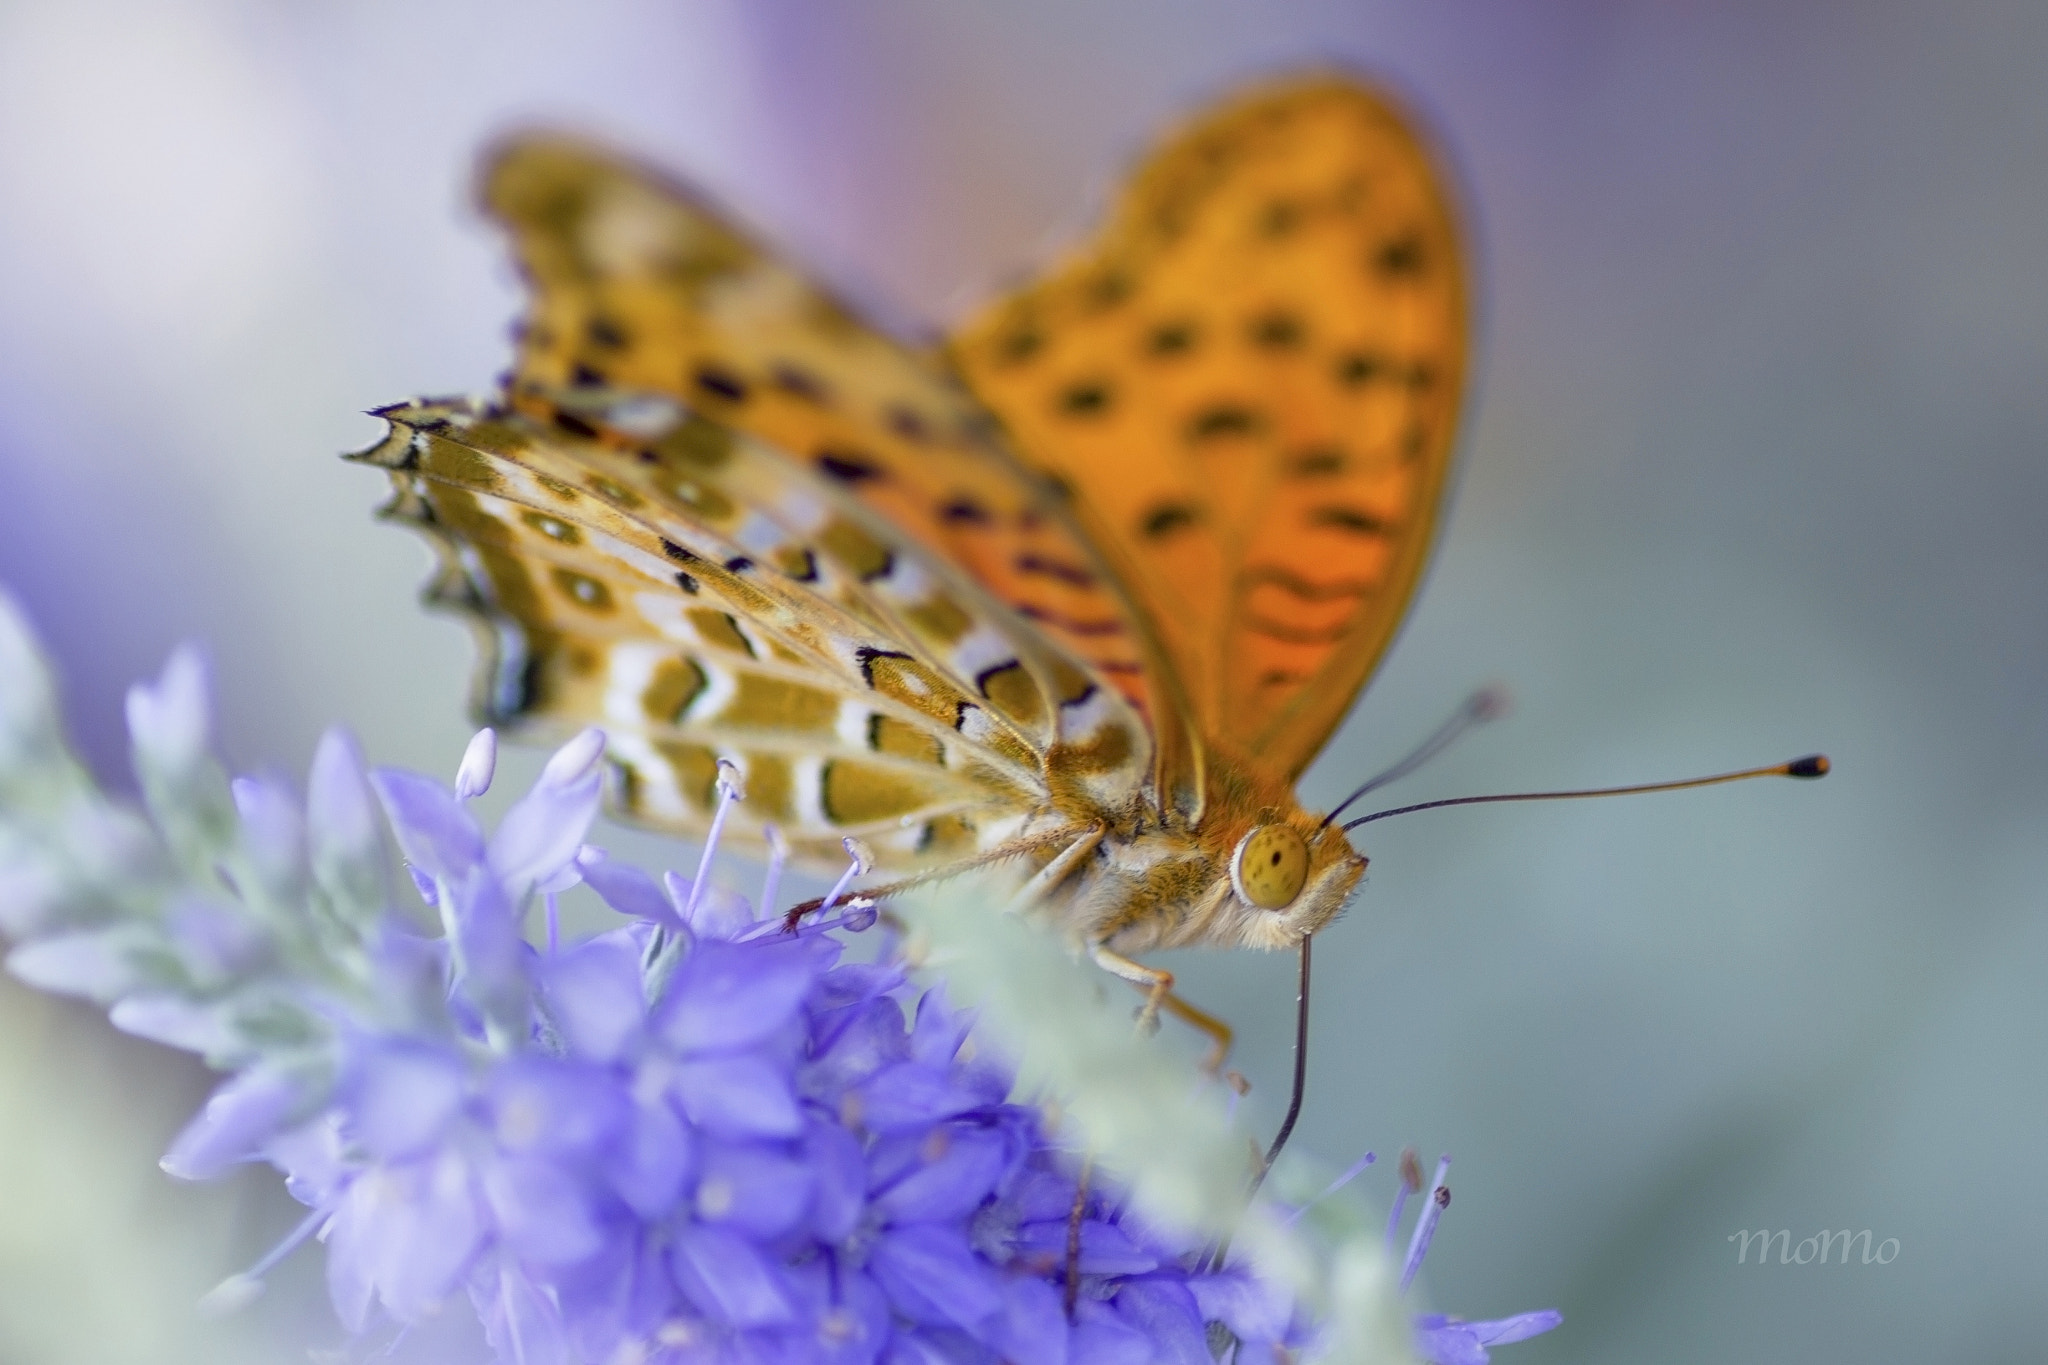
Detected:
left=0, top=599, right=1559, bottom=1364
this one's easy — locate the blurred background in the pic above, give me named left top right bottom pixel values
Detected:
left=1, top=1, right=2043, bottom=1361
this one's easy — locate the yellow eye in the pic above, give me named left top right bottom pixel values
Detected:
left=1230, top=824, right=1310, bottom=910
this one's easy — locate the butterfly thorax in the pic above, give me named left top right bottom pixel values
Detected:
left=1028, top=752, right=1367, bottom=955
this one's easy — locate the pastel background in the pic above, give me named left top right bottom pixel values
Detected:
left=0, top=2, right=2042, bottom=1361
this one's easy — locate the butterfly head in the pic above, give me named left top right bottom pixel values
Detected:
left=1218, top=810, right=1366, bottom=950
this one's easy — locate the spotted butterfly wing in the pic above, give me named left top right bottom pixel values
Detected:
left=951, top=77, right=1467, bottom=787
left=478, top=137, right=1208, bottom=814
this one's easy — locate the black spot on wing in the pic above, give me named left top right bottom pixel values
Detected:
left=1016, top=603, right=1125, bottom=637
left=1058, top=380, right=1113, bottom=417
left=1374, top=234, right=1426, bottom=278
left=694, top=364, right=748, bottom=403
left=1187, top=405, right=1264, bottom=442
left=1240, top=564, right=1372, bottom=601
left=886, top=405, right=931, bottom=443
left=997, top=328, right=1043, bottom=365
left=570, top=362, right=607, bottom=389
left=771, top=363, right=831, bottom=404
left=1290, top=447, right=1345, bottom=478
left=1245, top=615, right=1350, bottom=645
left=1308, top=506, right=1390, bottom=536
left=586, top=316, right=628, bottom=350
left=552, top=409, right=599, bottom=440
left=939, top=496, right=992, bottom=525
left=854, top=647, right=912, bottom=686
left=1145, top=321, right=1197, bottom=357
left=1247, top=312, right=1305, bottom=350
left=1259, top=199, right=1302, bottom=237
left=1014, top=554, right=1097, bottom=589
left=816, top=449, right=887, bottom=484
left=1139, top=503, right=1202, bottom=538
left=1333, top=351, right=1386, bottom=388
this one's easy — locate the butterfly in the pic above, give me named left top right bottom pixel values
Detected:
left=353, top=73, right=1466, bottom=1063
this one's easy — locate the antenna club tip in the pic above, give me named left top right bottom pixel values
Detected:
left=1786, top=754, right=1831, bottom=779
left=1469, top=685, right=1512, bottom=721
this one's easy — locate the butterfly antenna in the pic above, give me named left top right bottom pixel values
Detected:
left=1321, top=687, right=1509, bottom=828
left=1202, top=935, right=1312, bottom=1274
left=1251, top=934, right=1313, bottom=1195
left=1340, top=754, right=1830, bottom=832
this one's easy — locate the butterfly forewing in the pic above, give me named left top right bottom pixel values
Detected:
left=480, top=138, right=1189, bottom=800
left=950, top=77, right=1467, bottom=782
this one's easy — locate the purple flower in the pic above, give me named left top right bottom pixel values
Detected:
left=1383, top=1153, right=1564, bottom=1365
left=0, top=614, right=1569, bottom=1364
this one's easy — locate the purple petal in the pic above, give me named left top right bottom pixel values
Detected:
left=161, top=1067, right=304, bottom=1180
left=340, top=1039, right=468, bottom=1160
left=489, top=763, right=602, bottom=898
left=1110, top=1280, right=1210, bottom=1365
left=538, top=932, right=647, bottom=1062
left=804, top=1121, right=869, bottom=1242
left=857, top=1060, right=988, bottom=1133
left=6, top=927, right=144, bottom=1000
left=308, top=728, right=382, bottom=877
left=445, top=866, right=531, bottom=1035
left=163, top=894, right=266, bottom=985
left=454, top=728, right=497, bottom=799
left=110, top=992, right=238, bottom=1055
left=869, top=1223, right=1004, bottom=1330
left=552, top=1231, right=676, bottom=1362
left=370, top=767, right=483, bottom=884
left=327, top=1149, right=485, bottom=1325
left=872, top=1126, right=1009, bottom=1224
left=669, top=1223, right=796, bottom=1328
left=1012, top=1219, right=1158, bottom=1277
left=909, top=986, right=972, bottom=1068
left=656, top=939, right=821, bottom=1053
left=577, top=848, right=683, bottom=929
left=125, top=642, right=211, bottom=779
left=540, top=726, right=606, bottom=789
left=1413, top=1320, right=1491, bottom=1365
left=1189, top=1267, right=1295, bottom=1344
left=608, top=1089, right=694, bottom=1219
left=0, top=858, right=66, bottom=938
left=265, top=1112, right=350, bottom=1209
left=481, top=1155, right=605, bottom=1266
left=232, top=774, right=308, bottom=892
left=987, top=1277, right=1066, bottom=1365
left=1068, top=1304, right=1152, bottom=1365
left=683, top=882, right=757, bottom=940
left=488, top=1056, right=624, bottom=1156
left=477, top=1261, right=577, bottom=1365
left=693, top=1141, right=816, bottom=1238
left=802, top=997, right=913, bottom=1100
left=1472, top=1310, right=1563, bottom=1345
left=670, top=1054, right=803, bottom=1138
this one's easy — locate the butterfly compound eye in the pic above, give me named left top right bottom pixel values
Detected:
left=1230, top=824, right=1310, bottom=910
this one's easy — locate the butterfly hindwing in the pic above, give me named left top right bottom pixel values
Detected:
left=949, top=76, right=1468, bottom=782
left=355, top=397, right=1071, bottom=869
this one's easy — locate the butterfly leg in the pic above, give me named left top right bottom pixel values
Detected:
left=1004, top=824, right=1106, bottom=913
left=1087, top=943, right=1237, bottom=1078
left=1064, top=1149, right=1094, bottom=1319
left=778, top=825, right=1099, bottom=931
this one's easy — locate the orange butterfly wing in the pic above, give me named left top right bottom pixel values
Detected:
left=950, top=76, right=1468, bottom=784
left=481, top=138, right=1196, bottom=810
